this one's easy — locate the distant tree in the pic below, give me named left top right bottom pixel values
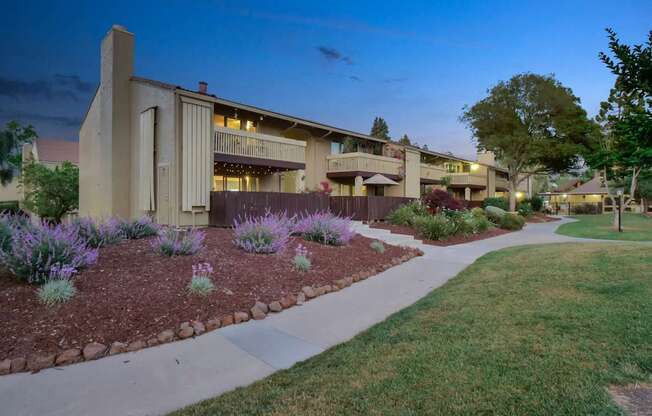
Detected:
left=370, top=117, right=390, bottom=140
left=0, top=121, right=36, bottom=186
left=461, top=73, right=592, bottom=211
left=397, top=134, right=412, bottom=145
left=21, top=161, right=79, bottom=223
left=423, top=144, right=429, bottom=150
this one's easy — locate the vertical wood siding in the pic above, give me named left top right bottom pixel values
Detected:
left=181, top=97, right=213, bottom=212
left=139, top=108, right=156, bottom=211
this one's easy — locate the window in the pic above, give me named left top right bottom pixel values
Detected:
left=214, top=114, right=225, bottom=128
left=225, top=177, right=240, bottom=191
left=245, top=120, right=256, bottom=132
left=330, top=141, right=342, bottom=154
left=213, top=175, right=224, bottom=191
left=226, top=118, right=241, bottom=130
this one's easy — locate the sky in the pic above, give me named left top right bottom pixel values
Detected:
left=0, top=0, right=650, bottom=159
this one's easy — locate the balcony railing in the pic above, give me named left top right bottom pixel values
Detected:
left=449, top=173, right=487, bottom=188
left=420, top=163, right=448, bottom=182
left=495, top=177, right=510, bottom=190
left=214, top=126, right=306, bottom=164
left=326, top=152, right=403, bottom=177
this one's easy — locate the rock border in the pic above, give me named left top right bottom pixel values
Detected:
left=0, top=248, right=422, bottom=376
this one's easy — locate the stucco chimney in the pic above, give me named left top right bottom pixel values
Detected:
left=198, top=81, right=208, bottom=94
left=477, top=151, right=496, bottom=167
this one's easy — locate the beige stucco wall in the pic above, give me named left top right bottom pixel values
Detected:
left=0, top=180, right=20, bottom=203
left=79, top=90, right=105, bottom=217
left=403, top=148, right=420, bottom=198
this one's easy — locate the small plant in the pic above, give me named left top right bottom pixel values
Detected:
left=470, top=207, right=486, bottom=218
left=517, top=202, right=534, bottom=217
left=294, top=212, right=354, bottom=246
left=233, top=212, right=293, bottom=254
left=72, top=217, right=124, bottom=248
left=38, top=277, right=77, bottom=306
left=118, top=216, right=159, bottom=239
left=370, top=240, right=385, bottom=253
left=292, top=244, right=312, bottom=272
left=462, top=210, right=492, bottom=234
left=387, top=201, right=429, bottom=226
left=482, top=197, right=509, bottom=211
left=188, top=262, right=215, bottom=296
left=500, top=213, right=526, bottom=230
left=413, top=214, right=455, bottom=240
left=152, top=227, right=205, bottom=256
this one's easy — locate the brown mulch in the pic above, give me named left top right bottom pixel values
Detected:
left=370, top=223, right=514, bottom=246
left=609, top=384, right=652, bottom=416
left=526, top=213, right=561, bottom=223
left=0, top=228, right=414, bottom=360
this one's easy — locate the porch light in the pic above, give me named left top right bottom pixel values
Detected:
left=470, top=163, right=480, bottom=172
left=515, top=191, right=524, bottom=199
left=562, top=194, right=568, bottom=199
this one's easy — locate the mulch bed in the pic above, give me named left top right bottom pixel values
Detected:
left=526, top=213, right=561, bottom=223
left=0, top=229, right=415, bottom=362
left=370, top=223, right=514, bottom=246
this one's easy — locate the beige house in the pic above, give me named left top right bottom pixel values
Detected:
left=80, top=25, right=524, bottom=226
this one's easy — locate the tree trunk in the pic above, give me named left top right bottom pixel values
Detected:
left=509, top=179, right=518, bottom=212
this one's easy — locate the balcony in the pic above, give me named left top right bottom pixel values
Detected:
left=496, top=177, right=510, bottom=191
left=326, top=152, right=403, bottom=179
left=420, top=163, right=448, bottom=183
left=214, top=126, right=306, bottom=167
left=448, top=173, right=487, bottom=189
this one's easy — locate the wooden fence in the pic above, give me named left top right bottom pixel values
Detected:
left=329, top=196, right=415, bottom=222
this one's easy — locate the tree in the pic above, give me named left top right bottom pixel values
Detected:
left=370, top=117, right=390, bottom=140
left=21, top=161, right=79, bottom=223
left=397, top=134, right=412, bottom=145
left=0, top=121, right=36, bottom=186
left=460, top=73, right=592, bottom=211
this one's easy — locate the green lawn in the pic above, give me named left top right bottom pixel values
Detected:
left=556, top=213, right=652, bottom=241
left=171, top=243, right=652, bottom=416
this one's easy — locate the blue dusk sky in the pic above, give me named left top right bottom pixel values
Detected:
left=0, top=0, right=650, bottom=159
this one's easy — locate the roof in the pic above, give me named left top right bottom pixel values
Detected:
left=542, top=177, right=607, bottom=195
left=33, top=139, right=79, bottom=164
left=363, top=174, right=399, bottom=186
left=554, top=178, right=581, bottom=193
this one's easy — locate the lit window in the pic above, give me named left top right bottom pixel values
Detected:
left=226, top=177, right=241, bottom=191
left=226, top=118, right=241, bottom=130
left=245, top=120, right=256, bottom=132
left=213, top=175, right=224, bottom=191
left=331, top=141, right=342, bottom=154
left=214, top=114, right=225, bottom=128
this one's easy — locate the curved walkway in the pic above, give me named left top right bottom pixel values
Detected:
left=0, top=218, right=628, bottom=416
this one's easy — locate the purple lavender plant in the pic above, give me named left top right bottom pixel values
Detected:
left=152, top=227, right=205, bottom=256
left=0, top=221, right=98, bottom=284
left=188, top=262, right=215, bottom=296
left=233, top=212, right=292, bottom=254
left=72, top=217, right=124, bottom=248
left=294, top=212, right=354, bottom=246
left=118, top=216, right=160, bottom=239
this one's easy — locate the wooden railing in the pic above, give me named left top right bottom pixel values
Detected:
left=214, top=126, right=306, bottom=164
left=449, top=173, right=487, bottom=187
left=495, top=177, right=510, bottom=190
left=326, top=152, right=403, bottom=176
left=420, top=163, right=447, bottom=182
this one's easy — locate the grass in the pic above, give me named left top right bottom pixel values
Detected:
left=171, top=243, right=652, bottom=415
left=557, top=213, right=652, bottom=241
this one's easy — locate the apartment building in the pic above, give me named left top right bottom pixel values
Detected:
left=79, top=26, right=524, bottom=226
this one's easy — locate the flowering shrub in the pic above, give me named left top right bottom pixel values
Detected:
left=0, top=222, right=98, bottom=284
left=421, top=189, right=465, bottom=213
left=188, top=262, right=215, bottom=296
left=72, top=217, right=124, bottom=248
left=292, top=243, right=311, bottom=272
left=294, top=212, right=354, bottom=246
left=0, top=214, right=13, bottom=253
left=152, top=227, right=205, bottom=256
left=118, top=216, right=159, bottom=239
left=233, top=212, right=292, bottom=254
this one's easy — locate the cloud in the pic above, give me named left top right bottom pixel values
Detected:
left=0, top=110, right=82, bottom=127
left=316, top=46, right=353, bottom=65
left=0, top=74, right=94, bottom=101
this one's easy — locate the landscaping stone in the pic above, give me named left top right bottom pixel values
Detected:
left=147, top=338, right=159, bottom=347
left=127, top=340, right=146, bottom=352
left=83, top=342, right=107, bottom=361
left=206, top=319, right=221, bottom=331
left=55, top=348, right=82, bottom=365
left=315, top=286, right=326, bottom=296
left=177, top=323, right=194, bottom=339
left=302, top=286, right=316, bottom=298
left=10, top=357, right=26, bottom=373
left=157, top=329, right=175, bottom=343
left=234, top=312, right=249, bottom=324
left=352, top=273, right=361, bottom=282
left=344, top=276, right=353, bottom=286
left=250, top=306, right=266, bottom=320
left=254, top=301, right=269, bottom=314
left=296, top=292, right=306, bottom=305
left=191, top=320, right=206, bottom=335
left=0, top=359, right=10, bottom=375
left=221, top=315, right=234, bottom=327
left=269, top=301, right=282, bottom=312
left=280, top=294, right=297, bottom=308
left=334, top=279, right=347, bottom=289
left=109, top=342, right=128, bottom=355
left=323, top=284, right=332, bottom=293
left=27, top=354, right=56, bottom=371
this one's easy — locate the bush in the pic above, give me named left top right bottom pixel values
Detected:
left=571, top=203, right=601, bottom=215
left=517, top=202, right=533, bottom=217
left=292, top=244, right=312, bottom=272
left=152, top=227, right=205, bottom=256
left=72, top=217, right=124, bottom=248
left=370, top=240, right=385, bottom=253
left=118, top=216, right=159, bottom=239
left=21, top=160, right=79, bottom=223
left=413, top=214, right=455, bottom=240
left=421, top=189, right=465, bottom=213
left=485, top=206, right=507, bottom=223
left=0, top=214, right=14, bottom=253
left=188, top=262, right=215, bottom=296
left=500, top=213, right=525, bottom=230
left=0, top=201, right=20, bottom=215
left=463, top=211, right=492, bottom=234
left=525, top=196, right=543, bottom=212
left=38, top=278, right=76, bottom=306
left=482, top=197, right=509, bottom=211
left=233, top=212, right=293, bottom=254
left=470, top=207, right=485, bottom=218
left=386, top=201, right=429, bottom=226
left=0, top=222, right=98, bottom=284
left=294, top=212, right=354, bottom=246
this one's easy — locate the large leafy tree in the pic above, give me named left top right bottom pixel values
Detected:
left=370, top=117, right=390, bottom=140
left=461, top=73, right=592, bottom=211
left=0, top=121, right=37, bottom=186
left=21, top=161, right=79, bottom=223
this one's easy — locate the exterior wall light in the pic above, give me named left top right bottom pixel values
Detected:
left=515, top=191, right=524, bottom=199
left=470, top=163, right=480, bottom=172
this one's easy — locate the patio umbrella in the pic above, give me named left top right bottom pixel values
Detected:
left=363, top=174, right=399, bottom=186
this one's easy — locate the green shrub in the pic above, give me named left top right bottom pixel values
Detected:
left=293, top=255, right=312, bottom=272
left=386, top=201, right=429, bottom=226
left=413, top=214, right=455, bottom=240
left=525, top=196, right=543, bottom=212
left=517, top=202, right=533, bottom=217
left=500, top=213, right=525, bottom=230
left=370, top=240, right=385, bottom=253
left=470, top=207, right=485, bottom=218
left=485, top=206, right=507, bottom=223
left=482, top=197, right=509, bottom=211
left=463, top=211, right=492, bottom=234
left=38, top=279, right=76, bottom=306
left=188, top=276, right=215, bottom=296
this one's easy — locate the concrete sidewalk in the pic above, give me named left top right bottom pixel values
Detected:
left=0, top=218, right=602, bottom=416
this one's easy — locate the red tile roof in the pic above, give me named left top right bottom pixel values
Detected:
left=34, top=139, right=79, bottom=164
